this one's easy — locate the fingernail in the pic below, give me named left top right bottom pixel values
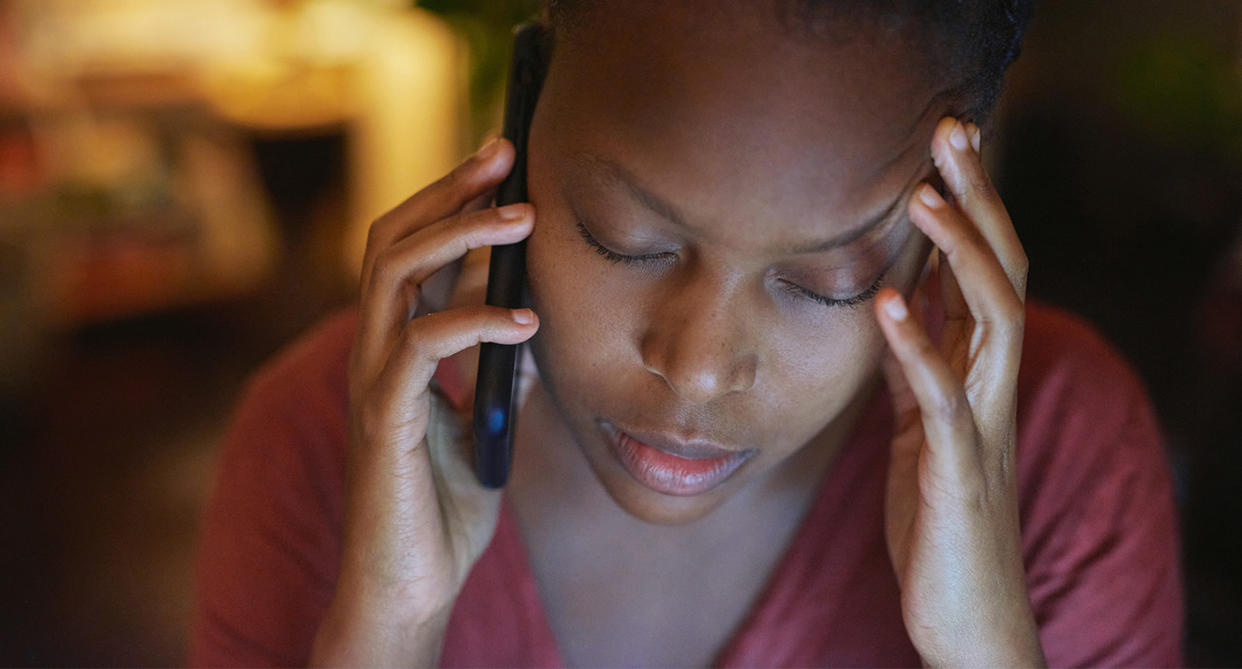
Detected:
left=512, top=308, right=535, bottom=324
left=968, top=123, right=981, bottom=153
left=497, top=203, right=528, bottom=221
left=884, top=294, right=908, bottom=321
left=918, top=183, right=945, bottom=209
left=949, top=122, right=970, bottom=151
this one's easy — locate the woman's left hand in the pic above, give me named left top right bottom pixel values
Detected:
left=874, top=117, right=1046, bottom=668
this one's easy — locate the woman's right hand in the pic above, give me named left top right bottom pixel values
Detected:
left=311, top=139, right=539, bottom=667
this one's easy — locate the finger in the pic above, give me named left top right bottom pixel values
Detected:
left=416, top=189, right=500, bottom=311
left=935, top=256, right=975, bottom=368
left=908, top=183, right=1025, bottom=348
left=931, top=118, right=1028, bottom=298
left=357, top=204, right=534, bottom=386
left=879, top=349, right=922, bottom=543
left=373, top=306, right=539, bottom=422
left=424, top=388, right=492, bottom=506
left=436, top=245, right=496, bottom=413
left=399, top=203, right=533, bottom=316
left=875, top=288, right=979, bottom=482
left=463, top=186, right=499, bottom=216
left=361, top=138, right=515, bottom=285
left=451, top=245, right=492, bottom=309
left=881, top=350, right=921, bottom=438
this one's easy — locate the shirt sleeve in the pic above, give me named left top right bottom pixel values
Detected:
left=186, top=313, right=354, bottom=668
left=1016, top=307, right=1185, bottom=668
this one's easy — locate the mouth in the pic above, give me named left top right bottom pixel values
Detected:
left=600, top=420, right=757, bottom=496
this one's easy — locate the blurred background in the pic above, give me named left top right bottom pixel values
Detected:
left=0, top=0, right=1237, bottom=665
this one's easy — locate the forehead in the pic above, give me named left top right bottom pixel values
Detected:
left=535, top=2, right=944, bottom=236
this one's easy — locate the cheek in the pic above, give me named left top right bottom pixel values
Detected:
left=525, top=213, right=640, bottom=383
left=759, top=309, right=887, bottom=423
left=762, top=230, right=929, bottom=413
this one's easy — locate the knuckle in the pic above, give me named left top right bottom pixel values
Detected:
left=370, top=245, right=401, bottom=287
left=401, top=318, right=435, bottom=362
left=461, top=308, right=500, bottom=341
left=451, top=210, right=487, bottom=244
left=936, top=212, right=981, bottom=255
left=410, top=310, right=475, bottom=361
left=464, top=205, right=511, bottom=233
left=363, top=217, right=388, bottom=255
left=962, top=168, right=995, bottom=200
left=458, top=216, right=500, bottom=253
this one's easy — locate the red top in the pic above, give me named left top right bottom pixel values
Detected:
left=188, top=302, right=1184, bottom=667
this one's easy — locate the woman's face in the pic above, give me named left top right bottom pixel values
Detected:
left=525, top=4, right=948, bottom=524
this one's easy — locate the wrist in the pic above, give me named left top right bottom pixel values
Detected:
left=335, top=561, right=460, bottom=629
left=333, top=546, right=463, bottom=625
left=920, top=641, right=1045, bottom=669
left=914, top=605, right=1045, bottom=668
left=311, top=587, right=453, bottom=668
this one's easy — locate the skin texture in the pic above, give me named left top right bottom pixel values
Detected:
left=878, top=119, right=1043, bottom=666
left=311, top=2, right=1044, bottom=667
left=521, top=3, right=941, bottom=525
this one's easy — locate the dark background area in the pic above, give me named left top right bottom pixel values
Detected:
left=997, top=2, right=1242, bottom=662
left=1, top=0, right=1239, bottom=665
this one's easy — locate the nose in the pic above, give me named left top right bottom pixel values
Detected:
left=639, top=275, right=758, bottom=404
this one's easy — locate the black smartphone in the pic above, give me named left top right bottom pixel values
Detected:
left=473, top=23, right=547, bottom=489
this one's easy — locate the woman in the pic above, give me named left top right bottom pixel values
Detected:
left=190, top=1, right=1184, bottom=666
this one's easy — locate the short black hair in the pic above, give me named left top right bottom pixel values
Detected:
left=541, top=0, right=1034, bottom=123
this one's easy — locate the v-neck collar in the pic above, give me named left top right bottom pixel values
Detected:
left=487, top=388, right=893, bottom=668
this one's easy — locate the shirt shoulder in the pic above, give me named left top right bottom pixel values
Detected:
left=188, top=307, right=358, bottom=667
left=1017, top=301, right=1148, bottom=415
left=1014, top=302, right=1168, bottom=511
left=1013, top=302, right=1184, bottom=667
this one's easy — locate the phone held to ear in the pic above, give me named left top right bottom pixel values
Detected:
left=473, top=23, right=547, bottom=489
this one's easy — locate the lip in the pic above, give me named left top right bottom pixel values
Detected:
left=600, top=420, right=756, bottom=496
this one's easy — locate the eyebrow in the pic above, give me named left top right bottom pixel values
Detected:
left=574, top=153, right=922, bottom=254
left=575, top=154, right=694, bottom=230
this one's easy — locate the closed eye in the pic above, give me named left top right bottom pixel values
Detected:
left=575, top=220, right=670, bottom=264
left=779, top=274, right=885, bottom=309
left=578, top=218, right=885, bottom=309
